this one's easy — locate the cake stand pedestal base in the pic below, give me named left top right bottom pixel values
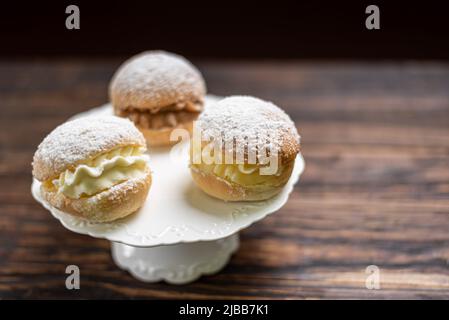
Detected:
left=111, top=233, right=240, bottom=284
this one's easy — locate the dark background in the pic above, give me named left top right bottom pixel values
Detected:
left=1, top=0, right=448, bottom=60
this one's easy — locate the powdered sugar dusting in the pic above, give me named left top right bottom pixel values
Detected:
left=101, top=171, right=144, bottom=202
left=197, top=96, right=300, bottom=161
left=110, top=51, right=206, bottom=110
left=33, top=116, right=146, bottom=181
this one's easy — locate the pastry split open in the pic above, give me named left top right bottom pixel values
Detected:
left=32, top=116, right=152, bottom=222
left=109, top=51, right=206, bottom=147
left=190, top=96, right=300, bottom=201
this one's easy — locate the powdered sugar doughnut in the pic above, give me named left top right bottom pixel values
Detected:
left=190, top=96, right=300, bottom=201
left=32, top=116, right=152, bottom=222
left=109, top=51, right=206, bottom=147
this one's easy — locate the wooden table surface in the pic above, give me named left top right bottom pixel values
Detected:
left=1, top=59, right=449, bottom=299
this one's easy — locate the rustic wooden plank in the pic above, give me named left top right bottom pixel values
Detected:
left=0, top=60, right=449, bottom=299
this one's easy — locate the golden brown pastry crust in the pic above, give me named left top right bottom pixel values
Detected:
left=190, top=160, right=295, bottom=201
left=40, top=168, right=152, bottom=222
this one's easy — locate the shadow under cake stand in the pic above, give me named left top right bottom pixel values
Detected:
left=31, top=101, right=305, bottom=284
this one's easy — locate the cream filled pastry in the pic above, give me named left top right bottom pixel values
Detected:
left=190, top=96, right=300, bottom=201
left=109, top=51, right=206, bottom=147
left=32, top=116, right=152, bottom=222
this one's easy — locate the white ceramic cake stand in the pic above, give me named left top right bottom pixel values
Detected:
left=31, top=96, right=305, bottom=284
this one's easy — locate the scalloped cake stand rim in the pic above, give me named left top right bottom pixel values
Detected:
left=31, top=154, right=304, bottom=247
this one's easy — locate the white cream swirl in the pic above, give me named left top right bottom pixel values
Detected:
left=191, top=162, right=289, bottom=186
left=54, top=146, right=149, bottom=199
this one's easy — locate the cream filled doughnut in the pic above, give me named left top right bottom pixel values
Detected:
left=32, top=116, right=152, bottom=222
left=109, top=51, right=206, bottom=147
left=190, top=96, right=300, bottom=201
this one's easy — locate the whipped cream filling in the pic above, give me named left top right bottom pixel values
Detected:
left=191, top=162, right=288, bottom=186
left=54, top=146, right=149, bottom=199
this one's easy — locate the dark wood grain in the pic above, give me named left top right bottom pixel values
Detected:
left=1, top=60, right=449, bottom=299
